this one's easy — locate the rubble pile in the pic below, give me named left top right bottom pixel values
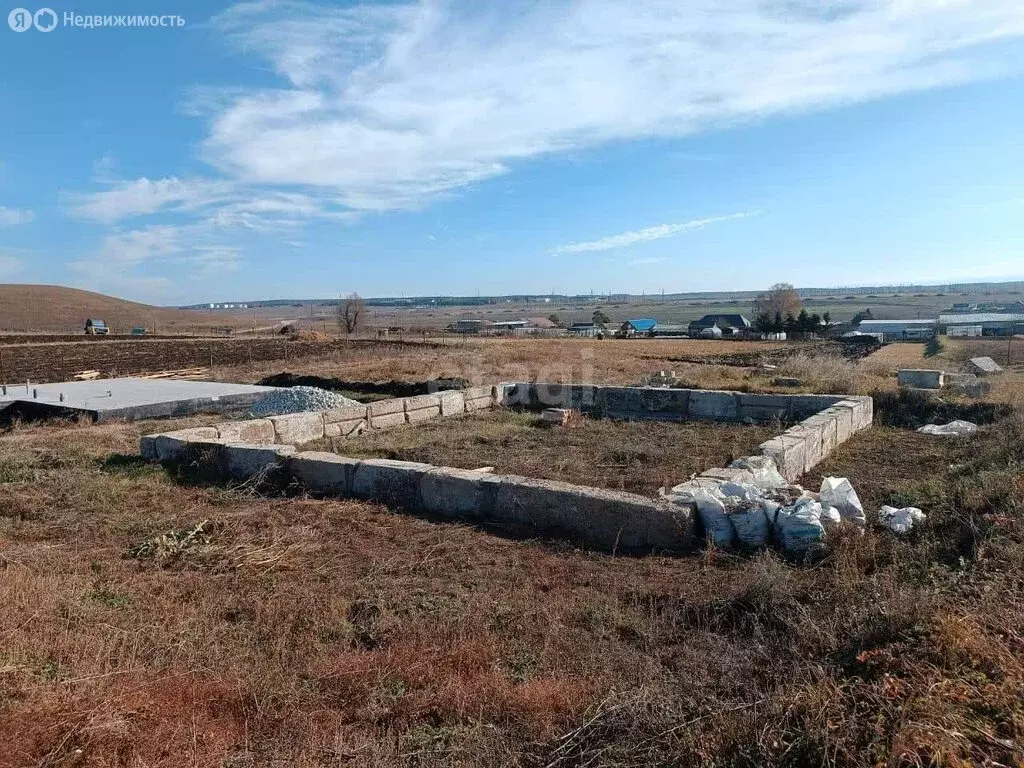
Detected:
left=248, top=386, right=361, bottom=417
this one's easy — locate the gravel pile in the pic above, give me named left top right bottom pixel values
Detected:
left=248, top=386, right=361, bottom=417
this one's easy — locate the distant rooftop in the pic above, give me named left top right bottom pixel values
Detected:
left=859, top=319, right=937, bottom=326
left=939, top=313, right=1024, bottom=324
left=624, top=319, right=657, bottom=331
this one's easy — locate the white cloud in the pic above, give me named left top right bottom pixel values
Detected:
left=69, top=175, right=357, bottom=229
left=68, top=223, right=249, bottom=302
left=0, top=206, right=34, bottom=227
left=553, top=213, right=751, bottom=254
left=68, top=178, right=235, bottom=223
left=193, top=0, right=1024, bottom=212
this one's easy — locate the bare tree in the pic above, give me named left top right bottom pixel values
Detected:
left=338, top=292, right=365, bottom=334
left=753, top=283, right=803, bottom=319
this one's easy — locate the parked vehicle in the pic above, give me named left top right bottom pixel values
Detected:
left=84, top=318, right=109, bottom=335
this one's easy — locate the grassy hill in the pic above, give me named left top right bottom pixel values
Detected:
left=0, top=285, right=247, bottom=333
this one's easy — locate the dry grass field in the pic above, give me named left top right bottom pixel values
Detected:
left=307, top=408, right=781, bottom=496
left=2, top=337, right=1024, bottom=766
left=0, top=285, right=259, bottom=334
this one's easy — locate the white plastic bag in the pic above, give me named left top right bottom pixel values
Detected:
left=879, top=506, right=926, bottom=533
left=917, top=420, right=978, bottom=437
left=820, top=477, right=866, bottom=526
left=677, top=486, right=737, bottom=548
left=729, top=502, right=775, bottom=547
left=774, top=498, right=827, bottom=552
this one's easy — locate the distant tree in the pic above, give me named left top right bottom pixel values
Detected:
left=822, top=311, right=832, bottom=328
left=592, top=308, right=610, bottom=329
left=753, top=283, right=803, bottom=320
left=797, top=308, right=811, bottom=333
left=754, top=312, right=774, bottom=333
left=338, top=292, right=365, bottom=334
left=548, top=313, right=561, bottom=327
left=772, top=311, right=784, bottom=333
left=851, top=308, right=874, bottom=326
left=784, top=313, right=797, bottom=334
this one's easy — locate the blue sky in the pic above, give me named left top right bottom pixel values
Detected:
left=1, top=0, right=1023, bottom=305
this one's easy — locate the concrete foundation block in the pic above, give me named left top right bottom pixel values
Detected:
left=216, top=419, right=275, bottom=444
left=786, top=422, right=824, bottom=474
left=491, top=475, right=694, bottom=552
left=419, top=467, right=498, bottom=519
left=462, top=385, right=493, bottom=403
left=403, top=393, right=442, bottom=412
left=406, top=405, right=441, bottom=423
left=688, top=390, right=739, bottom=421
left=439, top=390, right=465, bottom=416
left=969, top=356, right=1003, bottom=376
left=325, top=418, right=366, bottom=438
left=638, top=387, right=689, bottom=420
left=759, top=435, right=807, bottom=482
left=465, top=396, right=493, bottom=412
left=370, top=411, right=406, bottom=430
left=369, top=398, right=405, bottom=417
left=150, top=432, right=221, bottom=462
left=837, top=397, right=873, bottom=430
left=167, top=427, right=220, bottom=441
left=140, top=434, right=161, bottom=460
left=786, top=394, right=846, bottom=418
left=290, top=451, right=360, bottom=495
left=801, top=412, right=838, bottom=461
left=494, top=383, right=514, bottom=404
left=351, top=458, right=432, bottom=509
left=222, top=443, right=296, bottom=479
left=323, top=405, right=369, bottom=424
left=598, top=386, right=644, bottom=418
left=819, top=406, right=853, bottom=444
left=269, top=412, right=325, bottom=445
left=502, top=383, right=535, bottom=407
left=738, top=393, right=791, bottom=423
left=898, top=369, right=944, bottom=389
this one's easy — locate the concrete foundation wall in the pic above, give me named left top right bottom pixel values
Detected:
left=289, top=453, right=695, bottom=553
left=500, top=382, right=853, bottom=424
left=140, top=383, right=873, bottom=552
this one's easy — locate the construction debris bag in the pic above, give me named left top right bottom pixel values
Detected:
left=774, top=498, right=827, bottom=553
left=729, top=500, right=776, bottom=548
left=879, top=506, right=926, bottom=534
left=686, top=487, right=737, bottom=549
left=917, top=420, right=979, bottom=437
left=820, top=477, right=866, bottom=526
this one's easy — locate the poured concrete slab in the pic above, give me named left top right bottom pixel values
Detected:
left=0, top=377, right=275, bottom=422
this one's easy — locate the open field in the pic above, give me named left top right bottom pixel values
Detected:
left=2, top=336, right=1023, bottom=765
left=0, top=337, right=427, bottom=384
left=195, top=286, right=1024, bottom=332
left=0, top=285, right=263, bottom=334
left=2, top=387, right=1024, bottom=765
left=0, top=336, right=791, bottom=387
left=308, top=408, right=781, bottom=496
